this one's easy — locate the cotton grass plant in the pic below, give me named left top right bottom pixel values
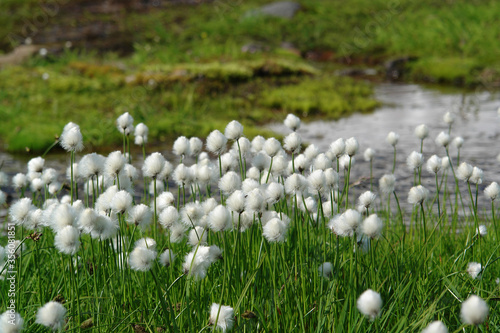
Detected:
left=0, top=112, right=499, bottom=332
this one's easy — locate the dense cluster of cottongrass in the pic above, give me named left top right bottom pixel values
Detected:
left=0, top=111, right=499, bottom=332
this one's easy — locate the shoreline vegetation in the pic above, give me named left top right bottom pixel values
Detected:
left=1, top=0, right=499, bottom=153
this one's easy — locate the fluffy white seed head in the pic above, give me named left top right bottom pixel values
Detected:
left=116, top=112, right=134, bottom=134
left=158, top=160, right=173, bottom=180
left=105, top=151, right=126, bottom=177
left=251, top=135, right=266, bottom=152
left=9, top=198, right=35, bottom=225
left=293, top=154, right=309, bottom=173
left=304, top=144, right=320, bottom=161
left=225, top=120, right=244, bottom=140
left=422, top=321, right=448, bottom=333
left=467, top=262, right=482, bottom=279
left=453, top=136, right=464, bottom=149
left=206, top=130, right=227, bottom=155
left=129, top=246, right=157, bottom=271
left=415, top=124, right=429, bottom=140
left=209, top=303, right=234, bottom=333
left=79, top=153, right=105, bottom=179
left=435, top=131, right=450, bottom=147
left=386, top=131, right=399, bottom=146
left=12, top=173, right=28, bottom=189
left=345, top=137, right=359, bottom=157
left=328, top=209, right=362, bottom=237
left=363, top=148, right=375, bottom=162
left=134, top=123, right=148, bottom=145
left=426, top=155, right=442, bottom=174
left=324, top=168, right=339, bottom=190
left=36, top=301, right=67, bottom=331
left=362, top=214, right=383, bottom=239
left=357, top=289, right=382, bottom=320
left=159, top=249, right=176, bottom=267
left=143, top=152, right=165, bottom=178
left=226, top=190, right=246, bottom=213
left=173, top=163, right=192, bottom=186
left=263, top=217, right=288, bottom=242
left=484, top=182, right=500, bottom=201
left=60, top=125, right=84, bottom=152
left=181, top=202, right=204, bottom=227
left=127, top=204, right=152, bottom=231
left=189, top=226, right=207, bottom=246
left=339, top=154, right=354, bottom=171
left=266, top=182, right=285, bottom=205
left=54, top=225, right=80, bottom=255
left=283, top=132, right=302, bottom=154
left=159, top=206, right=179, bottom=229
left=173, top=136, right=191, bottom=157
left=469, top=166, right=483, bottom=184
left=219, top=171, right=241, bottom=195
left=457, top=162, right=473, bottom=181
left=111, top=190, right=133, bottom=214
left=308, top=169, right=326, bottom=192
left=284, top=113, right=301, bottom=131
left=264, top=138, right=281, bottom=157
left=170, top=222, right=187, bottom=243
left=408, top=185, right=429, bottom=205
left=319, top=262, right=333, bottom=279
left=189, top=137, right=203, bottom=156
left=28, top=156, right=45, bottom=173
left=407, top=151, right=424, bottom=170
left=460, top=295, right=488, bottom=325
left=477, top=225, right=487, bottom=237
left=0, top=310, right=24, bottom=333
left=314, top=153, right=332, bottom=170
left=443, top=111, right=455, bottom=125
left=154, top=191, right=175, bottom=212
left=209, top=205, right=231, bottom=232
left=329, top=138, right=345, bottom=158
left=358, top=191, right=377, bottom=209
left=285, top=174, right=306, bottom=195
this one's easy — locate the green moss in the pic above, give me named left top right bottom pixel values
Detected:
left=409, top=57, right=481, bottom=86
left=260, top=76, right=380, bottom=118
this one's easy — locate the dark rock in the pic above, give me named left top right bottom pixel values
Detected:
left=385, top=56, right=418, bottom=81
left=245, top=1, right=301, bottom=19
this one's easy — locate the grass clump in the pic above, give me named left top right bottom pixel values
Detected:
left=260, top=76, right=380, bottom=118
left=409, top=57, right=481, bottom=86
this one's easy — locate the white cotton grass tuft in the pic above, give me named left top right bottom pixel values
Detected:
left=60, top=125, right=84, bottom=152
left=328, top=209, right=362, bottom=237
left=469, top=166, right=483, bottom=184
left=9, top=198, right=35, bottom=225
left=190, top=137, right=203, bottom=156
left=386, top=131, right=399, bottom=146
left=284, top=113, right=301, bottom=131
left=329, top=138, right=345, bottom=158
left=206, top=130, right=227, bottom=155
left=263, top=217, right=288, bottom=242
left=209, top=303, right=234, bottom=332
left=357, top=289, right=382, bottom=320
left=484, top=182, right=500, bottom=201
left=362, top=214, right=384, bottom=239
left=111, top=190, right=133, bottom=214
left=134, top=237, right=157, bottom=251
left=345, top=137, right=359, bottom=157
left=226, top=190, right=246, bottom=213
left=308, top=169, right=326, bottom=192
left=225, top=120, right=244, bottom=140
left=408, top=185, right=429, bottom=205
left=134, top=123, right=148, bottom=145
left=142, top=152, right=165, bottom=178
left=36, top=301, right=67, bottom=331
left=422, top=321, right=448, bottom=333
left=443, top=111, right=455, bottom=125
left=173, top=136, right=191, bottom=157
left=266, top=182, right=285, bottom=205
left=477, top=225, right=487, bottom=237
left=159, top=206, right=179, bottom=229
left=319, top=262, right=333, bottom=279
left=363, top=148, right=375, bottom=162
left=0, top=310, right=24, bottom=333
left=415, top=124, right=429, bottom=140
left=460, top=295, right=488, bottom=325
left=182, top=246, right=212, bottom=279
left=129, top=246, right=157, bottom=271
left=457, top=162, right=473, bottom=181
left=116, top=112, right=134, bottom=135
left=127, top=204, right=152, bottom=231
left=251, top=135, right=266, bottom=152
left=358, top=191, right=377, bottom=209
left=264, top=138, right=281, bottom=157
left=208, top=205, right=231, bottom=232
left=466, top=262, right=482, bottom=279
left=105, top=151, right=126, bottom=177
left=159, top=249, right=176, bottom=267
left=12, top=173, right=28, bottom=190
left=435, top=131, right=450, bottom=147
left=245, top=188, right=266, bottom=213
left=189, top=226, right=207, bottom=246
left=283, top=132, right=302, bottom=154
left=453, top=136, right=464, bottom=149
left=54, top=225, right=80, bottom=255
left=28, top=156, right=45, bottom=173
left=407, top=151, right=424, bottom=170
left=218, top=171, right=241, bottom=195
left=426, top=155, right=442, bottom=174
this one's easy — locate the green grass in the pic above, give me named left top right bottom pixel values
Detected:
left=0, top=119, right=499, bottom=332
